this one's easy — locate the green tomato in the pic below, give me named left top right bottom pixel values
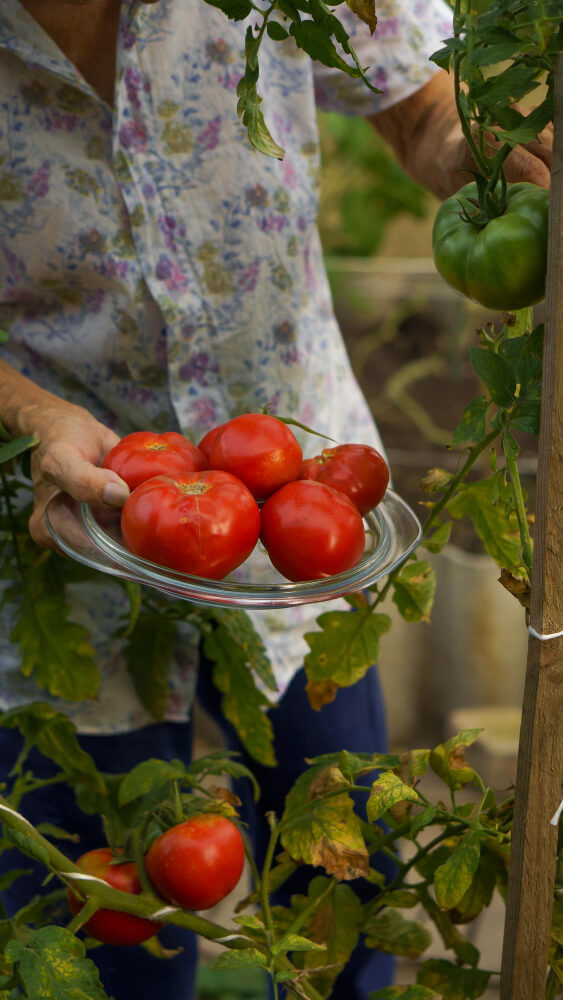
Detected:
left=432, top=181, right=549, bottom=311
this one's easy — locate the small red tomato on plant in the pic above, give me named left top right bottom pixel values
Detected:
left=298, top=443, right=389, bottom=515
left=121, top=470, right=260, bottom=578
left=66, top=847, right=162, bottom=946
left=145, top=815, right=245, bottom=911
left=209, top=413, right=302, bottom=501
left=260, top=479, right=366, bottom=582
left=103, top=431, right=207, bottom=492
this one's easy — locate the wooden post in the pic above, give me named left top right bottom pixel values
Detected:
left=499, top=54, right=563, bottom=1000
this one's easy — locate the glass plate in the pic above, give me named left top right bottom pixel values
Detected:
left=45, top=489, right=421, bottom=610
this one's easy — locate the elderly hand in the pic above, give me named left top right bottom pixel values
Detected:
left=369, top=71, right=552, bottom=201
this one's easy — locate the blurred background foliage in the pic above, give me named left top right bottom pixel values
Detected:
left=317, top=112, right=432, bottom=257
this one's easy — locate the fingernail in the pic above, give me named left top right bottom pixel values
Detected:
left=103, top=482, right=129, bottom=507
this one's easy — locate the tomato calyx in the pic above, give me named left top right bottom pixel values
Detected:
left=457, top=171, right=508, bottom=229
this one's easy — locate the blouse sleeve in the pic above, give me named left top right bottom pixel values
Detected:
left=313, top=0, right=453, bottom=116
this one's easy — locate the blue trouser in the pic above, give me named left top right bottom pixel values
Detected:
left=0, top=662, right=395, bottom=1000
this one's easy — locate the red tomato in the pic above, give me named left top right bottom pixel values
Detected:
left=121, top=470, right=260, bottom=579
left=66, top=848, right=162, bottom=946
left=260, top=480, right=366, bottom=581
left=103, top=431, right=207, bottom=492
left=198, top=423, right=225, bottom=463
left=299, top=443, right=389, bottom=516
left=209, top=413, right=302, bottom=501
left=145, top=815, right=245, bottom=911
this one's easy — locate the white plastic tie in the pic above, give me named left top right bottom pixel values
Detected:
left=550, top=799, right=563, bottom=827
left=528, top=626, right=563, bottom=641
left=151, top=906, right=181, bottom=919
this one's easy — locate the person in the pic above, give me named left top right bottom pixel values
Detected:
left=0, top=1, right=552, bottom=998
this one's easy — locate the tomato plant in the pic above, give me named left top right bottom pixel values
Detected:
left=298, top=443, right=389, bottom=515
left=103, top=431, right=208, bottom=492
left=260, top=479, right=366, bottom=581
left=66, top=848, right=162, bottom=946
left=432, top=181, right=549, bottom=311
left=121, top=470, right=260, bottom=578
left=145, top=815, right=245, bottom=911
left=208, top=413, right=302, bottom=501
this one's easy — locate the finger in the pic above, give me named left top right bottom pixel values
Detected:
left=503, top=146, right=551, bottom=189
left=34, top=449, right=130, bottom=508
left=29, top=483, right=62, bottom=549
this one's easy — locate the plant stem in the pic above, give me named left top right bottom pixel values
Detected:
left=503, top=439, right=534, bottom=577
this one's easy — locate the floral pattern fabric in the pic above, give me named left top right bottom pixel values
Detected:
left=0, top=0, right=452, bottom=732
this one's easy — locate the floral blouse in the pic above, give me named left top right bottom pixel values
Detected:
left=0, top=0, right=452, bottom=732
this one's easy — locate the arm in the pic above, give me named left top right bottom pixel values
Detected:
left=366, top=70, right=552, bottom=200
left=0, top=361, right=129, bottom=548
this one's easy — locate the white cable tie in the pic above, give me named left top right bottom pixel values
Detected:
left=65, top=872, right=109, bottom=886
left=0, top=802, right=34, bottom=825
left=550, top=799, right=563, bottom=827
left=151, top=906, right=181, bottom=919
left=528, top=626, right=563, bottom=641
left=214, top=933, right=246, bottom=944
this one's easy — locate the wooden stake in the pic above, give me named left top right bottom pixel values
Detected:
left=500, top=54, right=563, bottom=1000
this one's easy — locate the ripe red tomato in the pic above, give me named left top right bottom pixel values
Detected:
left=103, top=431, right=207, bottom=492
left=145, top=815, right=245, bottom=911
left=198, top=423, right=225, bottom=463
left=121, top=470, right=260, bottom=578
left=260, top=479, right=366, bottom=581
left=208, top=413, right=302, bottom=501
left=299, top=443, right=389, bottom=516
left=66, top=848, right=162, bottom=946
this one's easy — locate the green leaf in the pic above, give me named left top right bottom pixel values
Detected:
left=0, top=702, right=106, bottom=796
left=434, top=830, right=482, bottom=910
left=410, top=804, right=436, bottom=839
left=267, top=21, right=289, bottom=40
left=210, top=608, right=277, bottom=692
left=211, top=948, right=268, bottom=971
left=0, top=868, right=32, bottom=892
left=446, top=477, right=522, bottom=569
left=451, top=395, right=489, bottom=446
left=204, top=625, right=276, bottom=766
left=304, top=610, right=391, bottom=688
left=429, top=730, right=482, bottom=791
left=470, top=348, right=516, bottom=408
left=203, top=0, right=252, bottom=17
left=118, top=758, right=187, bottom=806
left=0, top=436, right=38, bottom=465
left=289, top=20, right=361, bottom=74
left=367, top=772, right=421, bottom=824
left=280, top=764, right=369, bottom=880
left=363, top=909, right=432, bottom=958
left=417, top=959, right=492, bottom=1000
left=452, top=847, right=503, bottom=922
left=421, top=521, right=452, bottom=555
left=186, top=750, right=261, bottom=802
left=5, top=925, right=109, bottom=999
left=281, top=876, right=364, bottom=996
left=124, top=612, right=177, bottom=722
left=6, top=552, right=100, bottom=701
left=391, top=561, right=435, bottom=623
left=271, top=933, right=326, bottom=955
left=4, top=828, right=50, bottom=865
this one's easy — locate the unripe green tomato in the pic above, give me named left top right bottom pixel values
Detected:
left=432, top=181, right=549, bottom=311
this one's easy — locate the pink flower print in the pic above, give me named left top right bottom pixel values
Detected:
left=124, top=67, right=143, bottom=110
left=165, top=262, right=189, bottom=296
left=206, top=38, right=233, bottom=64
left=376, top=17, right=399, bottom=37
left=217, top=69, right=240, bottom=91
left=259, top=215, right=288, bottom=233
left=156, top=254, right=173, bottom=280
left=245, top=184, right=269, bottom=209
left=118, top=118, right=148, bottom=152
left=178, top=351, right=219, bottom=386
left=158, top=215, right=182, bottom=252
left=192, top=397, right=218, bottom=425
left=85, top=289, right=105, bottom=314
left=238, top=258, right=260, bottom=293
left=197, top=116, right=221, bottom=151
left=26, top=161, right=51, bottom=199
left=281, top=157, right=298, bottom=190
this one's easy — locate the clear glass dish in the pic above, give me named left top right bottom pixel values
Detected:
left=45, top=489, right=421, bottom=610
